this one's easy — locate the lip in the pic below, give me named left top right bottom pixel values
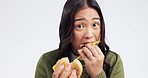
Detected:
left=81, top=41, right=95, bottom=44
left=80, top=40, right=100, bottom=47
left=81, top=42, right=91, bottom=44
left=81, top=41, right=95, bottom=46
left=80, top=42, right=92, bottom=47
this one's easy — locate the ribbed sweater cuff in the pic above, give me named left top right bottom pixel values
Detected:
left=95, top=71, right=106, bottom=78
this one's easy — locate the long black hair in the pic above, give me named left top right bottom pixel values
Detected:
left=59, top=0, right=110, bottom=77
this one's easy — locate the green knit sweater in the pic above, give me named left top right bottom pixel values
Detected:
left=35, top=49, right=124, bottom=78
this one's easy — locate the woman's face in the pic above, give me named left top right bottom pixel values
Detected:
left=71, top=8, right=101, bottom=53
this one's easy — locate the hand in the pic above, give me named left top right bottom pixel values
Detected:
left=78, top=44, right=104, bottom=78
left=52, top=65, right=77, bottom=78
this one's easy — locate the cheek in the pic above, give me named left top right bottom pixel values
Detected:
left=94, top=29, right=101, bottom=40
left=73, top=31, right=83, bottom=42
left=72, top=31, right=84, bottom=49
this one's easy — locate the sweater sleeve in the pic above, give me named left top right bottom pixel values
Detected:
left=109, top=54, right=124, bottom=78
left=35, top=54, right=47, bottom=78
left=95, top=70, right=107, bottom=78
left=35, top=54, right=53, bottom=78
left=95, top=53, right=124, bottom=78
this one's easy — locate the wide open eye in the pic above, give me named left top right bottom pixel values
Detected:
left=92, top=23, right=100, bottom=28
left=74, top=24, right=85, bottom=30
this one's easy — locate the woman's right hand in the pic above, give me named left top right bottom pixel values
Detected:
left=52, top=65, right=77, bottom=78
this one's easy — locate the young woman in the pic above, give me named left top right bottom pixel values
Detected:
left=35, top=0, right=124, bottom=78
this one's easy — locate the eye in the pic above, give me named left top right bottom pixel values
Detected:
left=92, top=23, right=100, bottom=28
left=74, top=24, right=85, bottom=30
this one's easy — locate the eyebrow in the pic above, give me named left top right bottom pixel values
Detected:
left=74, top=18, right=86, bottom=22
left=92, top=17, right=100, bottom=20
left=74, top=17, right=100, bottom=22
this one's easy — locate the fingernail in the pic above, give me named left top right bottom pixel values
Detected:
left=72, top=69, right=76, bottom=73
left=78, top=49, right=82, bottom=53
left=67, top=65, right=71, bottom=70
left=61, top=64, right=64, bottom=68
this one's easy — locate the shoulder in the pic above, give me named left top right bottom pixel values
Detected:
left=42, top=49, right=59, bottom=60
left=106, top=51, right=125, bottom=77
left=106, top=50, right=123, bottom=67
left=35, top=49, right=60, bottom=77
left=37, top=49, right=60, bottom=66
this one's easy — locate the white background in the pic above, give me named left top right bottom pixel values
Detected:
left=0, top=0, right=148, bottom=78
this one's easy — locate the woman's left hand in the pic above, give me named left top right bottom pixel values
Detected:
left=78, top=44, right=104, bottom=78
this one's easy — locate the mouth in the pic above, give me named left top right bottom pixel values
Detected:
left=80, top=41, right=100, bottom=48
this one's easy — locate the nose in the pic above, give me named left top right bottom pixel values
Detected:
left=84, top=29, right=94, bottom=39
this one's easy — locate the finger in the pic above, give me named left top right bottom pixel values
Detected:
left=82, top=47, right=94, bottom=59
left=52, top=64, right=64, bottom=78
left=69, top=69, right=77, bottom=78
left=78, top=49, right=88, bottom=61
left=94, top=45, right=104, bottom=57
left=85, top=44, right=99, bottom=58
left=60, top=65, right=71, bottom=78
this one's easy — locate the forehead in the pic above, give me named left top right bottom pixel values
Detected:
left=74, top=8, right=100, bottom=19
